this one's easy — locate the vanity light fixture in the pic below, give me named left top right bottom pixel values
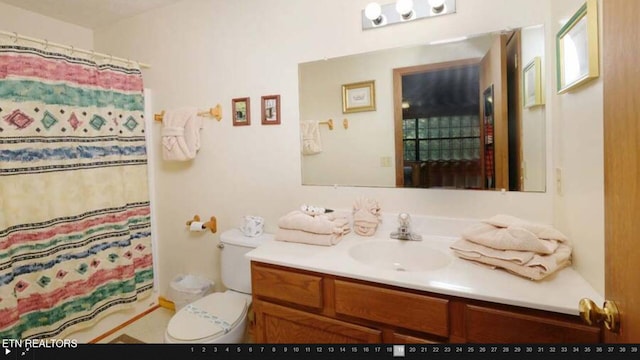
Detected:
left=362, top=0, right=456, bottom=30
left=364, top=2, right=387, bottom=26
left=428, top=0, right=446, bottom=14
left=395, top=0, right=415, bottom=21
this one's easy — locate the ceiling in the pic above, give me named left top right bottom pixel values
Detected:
left=0, top=0, right=183, bottom=30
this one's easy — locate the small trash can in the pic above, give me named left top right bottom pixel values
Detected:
left=168, top=274, right=213, bottom=311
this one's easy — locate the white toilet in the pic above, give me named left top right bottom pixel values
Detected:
left=164, top=228, right=272, bottom=343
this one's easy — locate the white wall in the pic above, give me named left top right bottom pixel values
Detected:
left=0, top=2, right=92, bottom=49
left=549, top=0, right=605, bottom=294
left=92, top=0, right=603, bottom=297
left=520, top=25, right=547, bottom=192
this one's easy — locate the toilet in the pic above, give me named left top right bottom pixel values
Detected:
left=164, top=228, right=273, bottom=343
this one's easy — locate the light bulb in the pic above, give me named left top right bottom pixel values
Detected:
left=395, top=0, right=414, bottom=20
left=365, top=2, right=383, bottom=21
left=428, top=0, right=446, bottom=13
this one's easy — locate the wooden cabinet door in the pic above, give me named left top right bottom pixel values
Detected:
left=602, top=0, right=640, bottom=342
left=464, top=304, right=600, bottom=343
left=254, top=300, right=382, bottom=343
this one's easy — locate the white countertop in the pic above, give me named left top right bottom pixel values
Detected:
left=245, top=213, right=604, bottom=316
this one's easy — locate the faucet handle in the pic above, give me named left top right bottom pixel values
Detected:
left=398, top=212, right=411, bottom=226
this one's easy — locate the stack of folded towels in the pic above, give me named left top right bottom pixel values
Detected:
left=449, top=214, right=572, bottom=281
left=275, top=207, right=351, bottom=246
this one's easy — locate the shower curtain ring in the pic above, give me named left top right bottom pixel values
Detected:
left=12, top=32, right=18, bottom=43
left=44, top=39, right=49, bottom=50
left=69, top=46, right=74, bottom=56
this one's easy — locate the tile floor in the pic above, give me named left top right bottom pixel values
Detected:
left=91, top=304, right=255, bottom=344
left=94, top=306, right=175, bottom=344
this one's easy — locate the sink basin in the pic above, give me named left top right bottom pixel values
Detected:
left=348, top=240, right=452, bottom=272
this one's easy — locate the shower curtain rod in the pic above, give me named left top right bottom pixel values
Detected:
left=0, top=30, right=151, bottom=69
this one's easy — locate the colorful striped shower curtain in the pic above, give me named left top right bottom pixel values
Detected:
left=0, top=43, right=154, bottom=339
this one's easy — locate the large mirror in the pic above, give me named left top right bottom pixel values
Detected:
left=299, top=24, right=546, bottom=192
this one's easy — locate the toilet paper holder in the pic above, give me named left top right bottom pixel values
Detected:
left=186, top=215, right=217, bottom=233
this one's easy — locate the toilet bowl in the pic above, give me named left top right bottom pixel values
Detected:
left=164, top=228, right=273, bottom=343
left=164, top=290, right=251, bottom=343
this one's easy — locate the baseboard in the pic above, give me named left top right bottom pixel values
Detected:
left=89, top=303, right=161, bottom=343
left=158, top=296, right=175, bottom=311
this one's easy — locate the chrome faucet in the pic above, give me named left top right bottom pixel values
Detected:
left=390, top=213, right=422, bottom=241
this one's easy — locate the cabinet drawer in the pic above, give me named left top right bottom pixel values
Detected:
left=251, top=262, right=323, bottom=310
left=255, top=300, right=382, bottom=343
left=334, top=280, right=449, bottom=337
left=392, top=332, right=441, bottom=344
left=465, top=304, right=601, bottom=343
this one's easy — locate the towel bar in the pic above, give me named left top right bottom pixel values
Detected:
left=320, top=119, right=334, bottom=130
left=154, top=104, right=223, bottom=122
left=319, top=118, right=349, bottom=130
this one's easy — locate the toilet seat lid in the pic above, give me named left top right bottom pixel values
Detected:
left=167, top=292, right=247, bottom=341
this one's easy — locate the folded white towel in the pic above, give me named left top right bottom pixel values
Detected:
left=353, top=221, right=378, bottom=237
left=300, top=120, right=322, bottom=155
left=277, top=210, right=350, bottom=235
left=275, top=228, right=344, bottom=246
left=352, top=198, right=381, bottom=236
left=161, top=107, right=203, bottom=161
left=452, top=244, right=572, bottom=281
left=482, top=214, right=569, bottom=242
left=461, top=222, right=560, bottom=255
left=449, top=238, right=535, bottom=264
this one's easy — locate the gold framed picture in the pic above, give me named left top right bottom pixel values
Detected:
left=342, top=80, right=376, bottom=113
left=523, top=57, right=543, bottom=108
left=556, top=0, right=599, bottom=93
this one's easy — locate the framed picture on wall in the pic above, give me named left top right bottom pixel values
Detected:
left=342, top=80, right=376, bottom=113
left=261, top=95, right=281, bottom=125
left=556, top=0, right=599, bottom=93
left=523, top=57, right=543, bottom=108
left=232, top=97, right=250, bottom=126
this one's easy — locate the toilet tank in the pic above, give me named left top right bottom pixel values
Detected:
left=220, top=228, right=273, bottom=294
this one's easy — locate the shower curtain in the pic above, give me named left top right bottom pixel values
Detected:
left=0, top=42, right=154, bottom=339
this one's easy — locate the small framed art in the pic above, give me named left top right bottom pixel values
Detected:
left=523, top=57, right=543, bottom=108
left=232, top=97, right=250, bottom=126
left=342, top=80, right=376, bottom=113
left=556, top=0, right=599, bottom=93
left=261, top=95, right=280, bottom=125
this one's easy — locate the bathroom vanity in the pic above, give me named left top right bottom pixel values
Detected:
left=246, top=215, right=603, bottom=343
left=250, top=262, right=599, bottom=343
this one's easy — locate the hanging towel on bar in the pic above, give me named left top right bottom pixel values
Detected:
left=300, top=120, right=322, bottom=155
left=161, top=107, right=203, bottom=161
